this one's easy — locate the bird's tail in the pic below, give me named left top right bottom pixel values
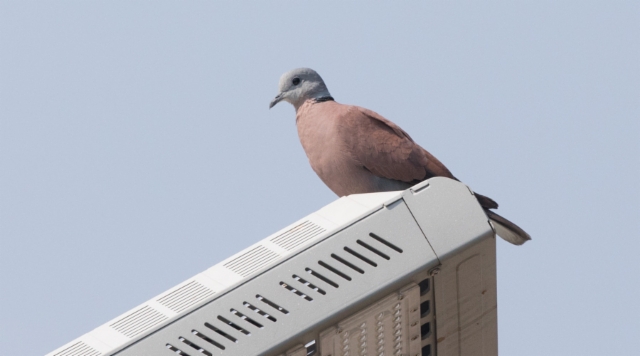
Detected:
left=485, top=210, right=531, bottom=245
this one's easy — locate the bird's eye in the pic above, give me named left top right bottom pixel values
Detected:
left=292, top=78, right=301, bottom=85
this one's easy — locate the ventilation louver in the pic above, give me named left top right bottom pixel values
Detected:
left=158, top=281, right=216, bottom=313
left=111, top=306, right=168, bottom=338
left=53, top=341, right=101, bottom=356
left=270, top=221, right=326, bottom=251
left=224, top=245, right=279, bottom=277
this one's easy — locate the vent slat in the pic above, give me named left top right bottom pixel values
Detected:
left=118, top=314, right=165, bottom=336
left=270, top=221, right=326, bottom=250
left=368, top=233, right=404, bottom=253
left=110, top=306, right=168, bottom=338
left=166, top=343, right=191, bottom=356
left=217, top=315, right=251, bottom=335
left=157, top=281, right=215, bottom=313
left=280, top=281, right=313, bottom=301
left=256, top=294, right=289, bottom=315
left=331, top=253, right=365, bottom=274
left=279, top=226, right=324, bottom=250
left=230, top=308, right=264, bottom=328
left=356, top=239, right=390, bottom=260
left=318, top=260, right=352, bottom=281
left=53, top=341, right=101, bottom=356
left=179, top=336, right=213, bottom=356
left=164, top=288, right=212, bottom=310
left=224, top=246, right=279, bottom=277
left=293, top=274, right=326, bottom=295
left=344, top=246, right=378, bottom=267
left=304, top=267, right=339, bottom=288
left=203, top=323, right=237, bottom=344
left=243, top=302, right=277, bottom=322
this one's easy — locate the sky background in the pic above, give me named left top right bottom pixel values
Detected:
left=1, top=2, right=638, bottom=355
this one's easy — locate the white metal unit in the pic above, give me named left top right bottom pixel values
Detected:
left=47, top=177, right=498, bottom=356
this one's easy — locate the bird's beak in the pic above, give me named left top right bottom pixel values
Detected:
left=269, top=93, right=283, bottom=109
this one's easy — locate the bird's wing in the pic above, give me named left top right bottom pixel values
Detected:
left=338, top=106, right=456, bottom=184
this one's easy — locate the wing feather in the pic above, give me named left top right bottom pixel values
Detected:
left=338, top=106, right=456, bottom=184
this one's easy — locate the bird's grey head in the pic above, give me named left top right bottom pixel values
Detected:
left=269, top=68, right=331, bottom=110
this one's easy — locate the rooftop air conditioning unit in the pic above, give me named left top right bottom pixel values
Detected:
left=47, top=177, right=498, bottom=356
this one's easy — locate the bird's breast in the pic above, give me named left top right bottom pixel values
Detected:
left=295, top=109, right=357, bottom=194
left=297, top=114, right=348, bottom=174
left=296, top=105, right=393, bottom=196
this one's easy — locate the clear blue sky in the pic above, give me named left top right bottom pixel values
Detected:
left=1, top=2, right=638, bottom=355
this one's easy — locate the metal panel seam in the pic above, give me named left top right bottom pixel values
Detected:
left=401, top=197, right=442, bottom=266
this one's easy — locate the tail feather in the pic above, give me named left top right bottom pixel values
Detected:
left=475, top=193, right=499, bottom=210
left=485, top=210, right=531, bottom=245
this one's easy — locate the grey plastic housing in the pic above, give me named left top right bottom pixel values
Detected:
left=48, top=177, right=498, bottom=356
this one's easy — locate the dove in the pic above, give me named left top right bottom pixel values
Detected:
left=269, top=68, right=530, bottom=245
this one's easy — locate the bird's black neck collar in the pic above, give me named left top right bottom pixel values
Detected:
left=314, top=95, right=334, bottom=103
